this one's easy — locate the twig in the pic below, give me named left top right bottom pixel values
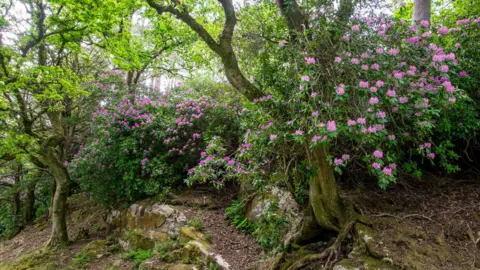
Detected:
left=372, top=213, right=435, bottom=222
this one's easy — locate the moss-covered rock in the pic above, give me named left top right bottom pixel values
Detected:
left=82, top=239, right=108, bottom=258
left=107, top=202, right=187, bottom=252
left=0, top=250, right=56, bottom=270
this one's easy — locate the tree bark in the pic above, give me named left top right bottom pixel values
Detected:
left=10, top=165, right=23, bottom=238
left=306, top=144, right=357, bottom=233
left=145, top=0, right=265, bottom=101
left=41, top=111, right=70, bottom=248
left=42, top=151, right=70, bottom=248
left=413, top=0, right=431, bottom=23
left=275, top=0, right=307, bottom=41
left=25, top=183, right=36, bottom=224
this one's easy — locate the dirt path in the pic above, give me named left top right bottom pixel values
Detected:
left=177, top=187, right=264, bottom=269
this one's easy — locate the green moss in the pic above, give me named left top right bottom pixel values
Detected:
left=0, top=250, right=56, bottom=270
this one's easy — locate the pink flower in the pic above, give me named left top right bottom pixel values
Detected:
left=394, top=72, right=404, bottom=79
left=383, top=167, right=392, bottom=175
left=370, top=87, right=378, bottom=93
left=399, top=97, right=408, bottom=103
left=359, top=81, right=369, bottom=88
left=361, top=64, right=369, bottom=70
left=312, top=111, right=319, bottom=117
left=334, top=57, right=342, bottom=63
left=311, top=92, right=317, bottom=98
left=369, top=97, right=379, bottom=105
left=305, top=57, right=316, bottom=64
left=200, top=152, right=207, bottom=157
left=357, top=118, right=366, bottom=125
left=371, top=63, right=380, bottom=70
left=427, top=152, right=435, bottom=159
left=388, top=48, right=400, bottom=56
left=270, top=134, right=277, bottom=141
left=376, top=48, right=384, bottom=54
left=279, top=40, right=287, bottom=46
left=295, top=130, right=304, bottom=135
left=311, top=135, right=321, bottom=143
left=228, top=160, right=235, bottom=166
left=351, top=58, right=360, bottom=64
left=386, top=89, right=396, bottom=97
left=347, top=119, right=356, bottom=126
left=420, top=20, right=430, bottom=28
left=336, top=85, right=345, bottom=95
left=437, top=26, right=449, bottom=35
left=327, top=120, right=337, bottom=132
left=373, top=150, right=383, bottom=159
left=334, top=158, right=343, bottom=165
left=456, top=19, right=470, bottom=25
left=372, top=162, right=382, bottom=170
left=439, top=65, right=449, bottom=73
left=448, top=97, right=456, bottom=103
left=375, top=80, right=384, bottom=87
left=388, top=134, right=396, bottom=140
left=459, top=71, right=467, bottom=77
left=301, top=75, right=310, bottom=82
left=351, top=24, right=360, bottom=32
left=342, top=154, right=350, bottom=160
left=376, top=111, right=386, bottom=119
left=455, top=43, right=461, bottom=48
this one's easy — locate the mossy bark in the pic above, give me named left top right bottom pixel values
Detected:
left=306, top=144, right=358, bottom=233
left=41, top=151, right=69, bottom=248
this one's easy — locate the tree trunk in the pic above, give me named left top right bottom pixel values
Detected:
left=276, top=0, right=307, bottom=41
left=413, top=0, right=431, bottom=23
left=25, top=184, right=36, bottom=224
left=306, top=144, right=357, bottom=232
left=42, top=152, right=70, bottom=248
left=9, top=165, right=23, bottom=238
left=49, top=181, right=55, bottom=220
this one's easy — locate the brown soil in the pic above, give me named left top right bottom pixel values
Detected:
left=176, top=187, right=264, bottom=269
left=1, top=178, right=479, bottom=270
left=0, top=198, right=134, bottom=270
left=347, top=174, right=480, bottom=269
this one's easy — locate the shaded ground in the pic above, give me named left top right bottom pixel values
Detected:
left=0, top=196, right=133, bottom=270
left=174, top=187, right=264, bottom=269
left=0, top=178, right=479, bottom=269
left=347, top=174, right=480, bottom=269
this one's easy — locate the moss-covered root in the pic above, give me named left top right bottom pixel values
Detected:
left=286, top=219, right=357, bottom=270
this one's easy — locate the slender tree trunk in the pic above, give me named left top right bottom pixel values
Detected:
left=413, top=0, right=431, bottom=23
left=43, top=152, right=70, bottom=248
left=25, top=183, right=36, bottom=224
left=10, top=165, right=23, bottom=238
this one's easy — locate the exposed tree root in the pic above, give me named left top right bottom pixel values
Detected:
left=286, top=219, right=357, bottom=270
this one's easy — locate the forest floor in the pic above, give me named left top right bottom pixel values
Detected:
left=0, top=175, right=479, bottom=269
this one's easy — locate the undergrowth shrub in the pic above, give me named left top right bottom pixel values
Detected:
left=69, top=76, right=241, bottom=207
left=226, top=199, right=287, bottom=251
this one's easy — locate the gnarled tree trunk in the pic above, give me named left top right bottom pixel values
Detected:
left=42, top=151, right=69, bottom=248
left=307, top=144, right=357, bottom=233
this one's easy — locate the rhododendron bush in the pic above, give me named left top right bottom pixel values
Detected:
left=69, top=76, right=241, bottom=206
left=188, top=15, right=479, bottom=191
